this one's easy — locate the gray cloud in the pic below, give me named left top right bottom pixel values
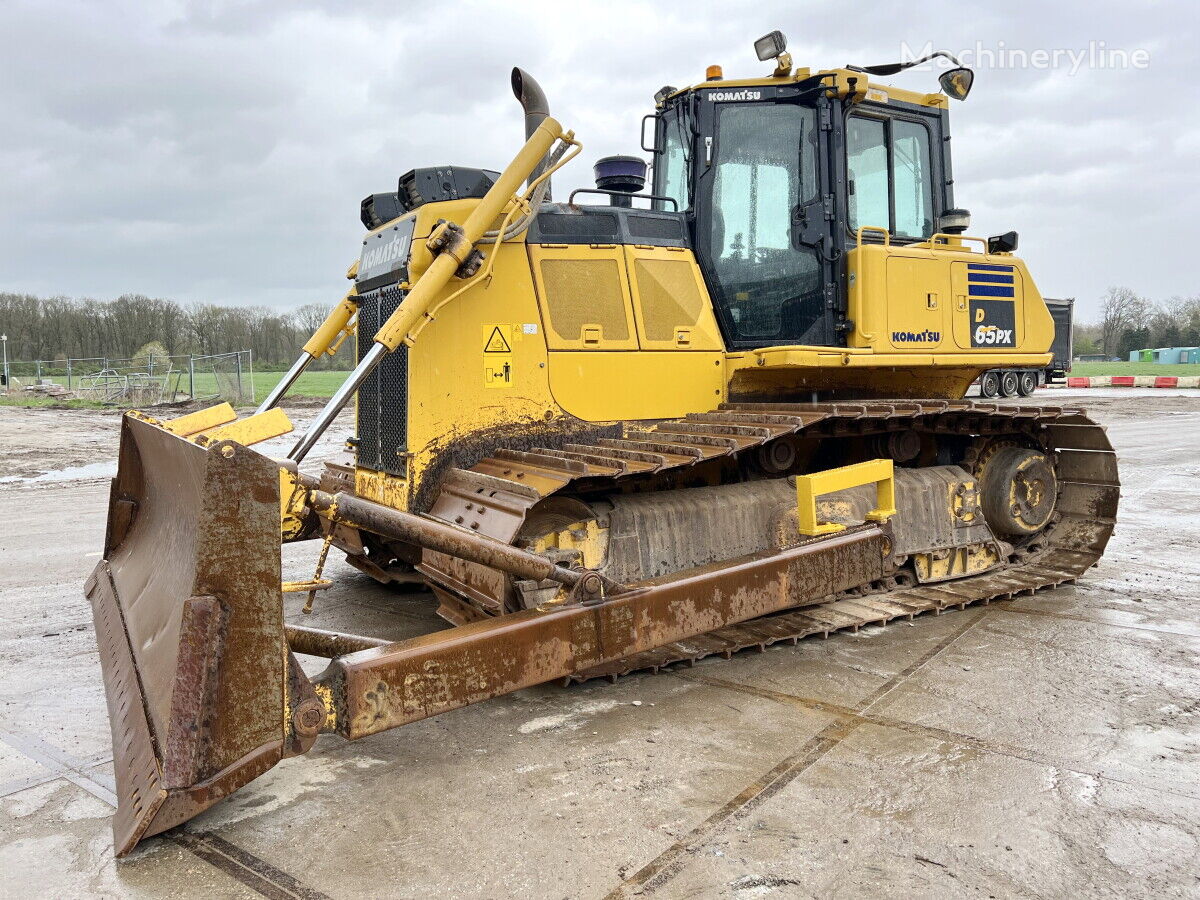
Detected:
left=0, top=0, right=1194, bottom=320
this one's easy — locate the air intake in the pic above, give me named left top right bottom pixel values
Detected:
left=593, top=156, right=647, bottom=207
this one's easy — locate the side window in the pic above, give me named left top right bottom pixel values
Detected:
left=656, top=108, right=689, bottom=211
left=847, top=115, right=935, bottom=240
left=892, top=120, right=933, bottom=238
left=847, top=118, right=889, bottom=233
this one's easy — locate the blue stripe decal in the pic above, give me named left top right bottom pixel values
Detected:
left=968, top=285, right=1016, bottom=298
left=968, top=263, right=1014, bottom=272
left=967, top=273, right=1015, bottom=284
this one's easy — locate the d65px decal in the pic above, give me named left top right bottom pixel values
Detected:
left=970, top=299, right=1017, bottom=348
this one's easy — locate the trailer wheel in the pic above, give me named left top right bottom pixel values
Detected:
left=999, top=370, right=1019, bottom=397
left=1018, top=371, right=1037, bottom=397
left=980, top=370, right=1000, bottom=398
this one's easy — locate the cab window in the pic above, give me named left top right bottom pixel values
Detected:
left=847, top=115, right=934, bottom=240
left=656, top=107, right=690, bottom=211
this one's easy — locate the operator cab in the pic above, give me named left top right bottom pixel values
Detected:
left=650, top=34, right=970, bottom=350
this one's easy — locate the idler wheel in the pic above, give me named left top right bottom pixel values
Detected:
left=979, top=447, right=1057, bottom=535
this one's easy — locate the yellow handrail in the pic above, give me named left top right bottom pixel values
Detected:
left=855, top=225, right=891, bottom=248
left=924, top=233, right=989, bottom=253
left=796, top=458, right=897, bottom=536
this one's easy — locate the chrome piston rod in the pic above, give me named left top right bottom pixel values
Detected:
left=287, top=342, right=387, bottom=462
left=256, top=353, right=311, bottom=415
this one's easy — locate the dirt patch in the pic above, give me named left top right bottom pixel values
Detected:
left=0, top=408, right=123, bottom=479
left=0, top=398, right=344, bottom=481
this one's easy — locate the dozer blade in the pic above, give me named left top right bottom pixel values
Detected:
left=85, top=413, right=289, bottom=856
left=82, top=413, right=902, bottom=855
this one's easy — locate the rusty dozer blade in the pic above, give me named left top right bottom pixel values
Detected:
left=85, top=412, right=292, bottom=856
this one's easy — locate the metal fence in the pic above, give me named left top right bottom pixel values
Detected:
left=2, top=350, right=254, bottom=406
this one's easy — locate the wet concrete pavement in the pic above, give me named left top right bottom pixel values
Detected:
left=0, top=396, right=1197, bottom=898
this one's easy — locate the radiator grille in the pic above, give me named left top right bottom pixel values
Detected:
left=628, top=214, right=684, bottom=240
left=356, top=286, right=408, bottom=475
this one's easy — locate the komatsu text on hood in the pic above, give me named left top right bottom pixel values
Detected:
left=357, top=217, right=417, bottom=293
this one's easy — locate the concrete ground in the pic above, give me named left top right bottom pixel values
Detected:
left=0, top=392, right=1197, bottom=898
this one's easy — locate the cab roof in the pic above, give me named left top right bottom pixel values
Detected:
left=662, top=67, right=949, bottom=110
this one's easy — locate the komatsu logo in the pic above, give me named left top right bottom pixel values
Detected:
left=892, top=329, right=940, bottom=343
left=707, top=89, right=762, bottom=102
left=357, top=217, right=417, bottom=289
left=361, top=233, right=411, bottom=273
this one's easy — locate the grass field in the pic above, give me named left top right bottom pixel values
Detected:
left=1070, top=361, right=1200, bottom=377
left=0, top=394, right=111, bottom=409
left=1, top=368, right=353, bottom=407
left=247, top=370, right=350, bottom=403
left=6, top=360, right=1199, bottom=409
left=180, top=369, right=352, bottom=403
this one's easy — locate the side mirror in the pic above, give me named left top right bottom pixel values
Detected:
left=641, top=114, right=658, bottom=153
left=939, top=67, right=974, bottom=101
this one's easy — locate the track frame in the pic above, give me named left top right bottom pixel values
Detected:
left=417, top=400, right=1120, bottom=678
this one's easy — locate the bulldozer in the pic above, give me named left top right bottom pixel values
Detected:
left=85, top=32, right=1119, bottom=856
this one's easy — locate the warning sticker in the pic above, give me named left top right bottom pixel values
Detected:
left=484, top=357, right=514, bottom=389
left=484, top=325, right=513, bottom=353
left=482, top=324, right=515, bottom=388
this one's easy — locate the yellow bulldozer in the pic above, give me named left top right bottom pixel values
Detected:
left=86, top=32, right=1119, bottom=856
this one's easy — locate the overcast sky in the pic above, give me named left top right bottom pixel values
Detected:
left=0, top=1, right=1193, bottom=322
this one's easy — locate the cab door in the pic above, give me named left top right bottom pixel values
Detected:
left=690, top=86, right=837, bottom=348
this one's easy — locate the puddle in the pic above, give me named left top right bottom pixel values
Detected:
left=0, top=461, right=117, bottom=485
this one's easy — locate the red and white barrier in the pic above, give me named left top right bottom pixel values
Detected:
left=1063, top=375, right=1200, bottom=388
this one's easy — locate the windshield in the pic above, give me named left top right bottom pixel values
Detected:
left=702, top=101, right=823, bottom=345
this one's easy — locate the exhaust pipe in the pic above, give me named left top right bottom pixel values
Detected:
left=511, top=67, right=551, bottom=199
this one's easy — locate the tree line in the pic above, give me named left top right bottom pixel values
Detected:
left=0, top=292, right=351, bottom=370
left=1077, top=288, right=1200, bottom=359
left=3, top=286, right=1196, bottom=369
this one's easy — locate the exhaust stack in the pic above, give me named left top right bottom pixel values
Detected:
left=511, top=67, right=551, bottom=198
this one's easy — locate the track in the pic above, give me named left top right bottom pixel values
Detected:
left=424, top=400, right=1120, bottom=680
